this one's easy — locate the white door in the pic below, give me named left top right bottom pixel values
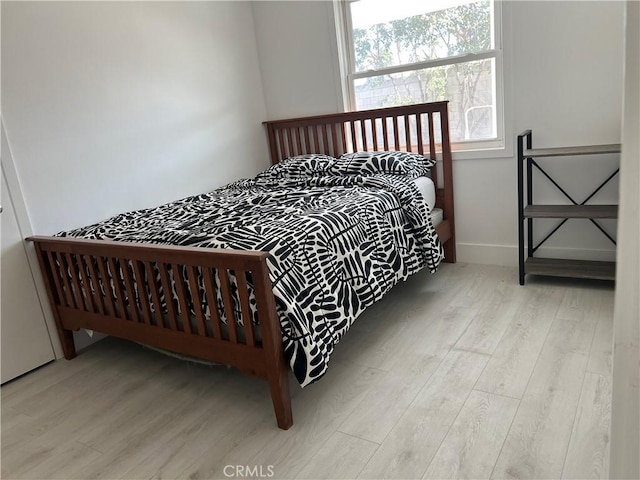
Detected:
left=1, top=170, right=55, bottom=383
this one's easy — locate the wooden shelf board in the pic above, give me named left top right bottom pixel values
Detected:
left=525, top=257, right=615, bottom=281
left=524, top=144, right=621, bottom=158
left=523, top=205, right=618, bottom=219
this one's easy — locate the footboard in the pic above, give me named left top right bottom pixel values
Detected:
left=27, top=236, right=293, bottom=429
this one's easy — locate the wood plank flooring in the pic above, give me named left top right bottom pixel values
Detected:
left=1, top=264, right=614, bottom=480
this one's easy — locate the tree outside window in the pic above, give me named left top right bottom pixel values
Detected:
left=344, top=0, right=501, bottom=145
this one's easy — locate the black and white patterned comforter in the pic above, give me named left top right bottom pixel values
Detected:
left=60, top=154, right=444, bottom=386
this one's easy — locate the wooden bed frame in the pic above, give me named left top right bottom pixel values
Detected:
left=28, top=101, right=455, bottom=430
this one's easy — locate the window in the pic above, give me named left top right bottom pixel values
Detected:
left=337, top=0, right=504, bottom=150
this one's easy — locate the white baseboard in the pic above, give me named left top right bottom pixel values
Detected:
left=456, top=243, right=617, bottom=267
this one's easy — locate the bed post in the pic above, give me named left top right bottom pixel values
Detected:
left=265, top=345, right=293, bottom=430
left=251, top=257, right=293, bottom=430
left=31, top=240, right=77, bottom=359
left=266, top=123, right=280, bottom=165
left=440, top=104, right=456, bottom=263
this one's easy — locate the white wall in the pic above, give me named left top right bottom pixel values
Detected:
left=252, top=1, right=343, bottom=120
left=252, top=0, right=625, bottom=266
left=2, top=1, right=269, bottom=236
left=610, top=1, right=640, bottom=478
left=507, top=0, right=623, bottom=263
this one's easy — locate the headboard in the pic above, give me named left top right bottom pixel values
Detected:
left=263, top=101, right=455, bottom=262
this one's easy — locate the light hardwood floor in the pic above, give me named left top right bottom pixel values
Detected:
left=1, top=263, right=614, bottom=480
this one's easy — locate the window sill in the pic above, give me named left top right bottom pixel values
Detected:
left=451, top=142, right=513, bottom=161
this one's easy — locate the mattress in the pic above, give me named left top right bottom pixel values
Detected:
left=412, top=176, right=442, bottom=227
left=430, top=208, right=443, bottom=227
left=413, top=176, right=436, bottom=212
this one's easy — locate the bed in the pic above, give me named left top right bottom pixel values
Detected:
left=28, top=101, right=455, bottom=430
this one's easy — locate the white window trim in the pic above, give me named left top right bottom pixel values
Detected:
left=332, top=0, right=512, bottom=160
left=349, top=50, right=500, bottom=81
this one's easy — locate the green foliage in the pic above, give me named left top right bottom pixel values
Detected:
left=352, top=1, right=494, bottom=139
left=353, top=1, right=491, bottom=71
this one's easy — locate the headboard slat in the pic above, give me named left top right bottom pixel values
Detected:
left=331, top=123, right=339, bottom=157
left=382, top=117, right=389, bottom=150
left=340, top=122, right=348, bottom=153
left=427, top=112, right=438, bottom=186
left=312, top=125, right=320, bottom=153
left=287, top=128, right=295, bottom=157
left=303, top=126, right=311, bottom=154
left=352, top=121, right=358, bottom=152
left=405, top=116, right=412, bottom=153
left=322, top=125, right=330, bottom=153
left=294, top=127, right=302, bottom=155
left=372, top=118, right=379, bottom=150
left=360, top=120, right=368, bottom=152
left=277, top=128, right=286, bottom=160
left=392, top=116, right=400, bottom=150
left=416, top=114, right=424, bottom=156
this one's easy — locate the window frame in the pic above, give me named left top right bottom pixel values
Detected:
left=336, top=0, right=506, bottom=154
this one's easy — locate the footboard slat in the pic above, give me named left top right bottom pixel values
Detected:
left=85, top=256, right=105, bottom=315
left=143, top=261, right=163, bottom=326
left=236, top=272, right=255, bottom=347
left=158, top=262, right=178, bottom=330
left=64, top=253, right=85, bottom=311
left=97, top=257, right=116, bottom=317
left=187, top=266, right=207, bottom=337
left=172, top=264, right=192, bottom=334
left=28, top=235, right=293, bottom=430
left=120, top=258, right=140, bottom=322
left=46, top=251, right=67, bottom=307
left=77, top=255, right=96, bottom=313
left=132, top=260, right=153, bottom=325
left=107, top=257, right=127, bottom=319
left=218, top=270, right=238, bottom=343
left=203, top=268, right=223, bottom=340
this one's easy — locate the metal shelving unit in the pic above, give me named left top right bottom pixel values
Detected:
left=517, top=130, right=620, bottom=285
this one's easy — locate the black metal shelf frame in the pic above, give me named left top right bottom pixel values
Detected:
left=517, top=130, right=619, bottom=285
